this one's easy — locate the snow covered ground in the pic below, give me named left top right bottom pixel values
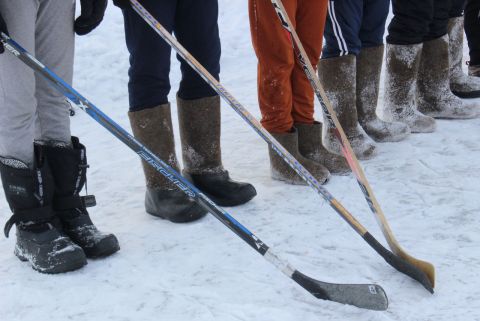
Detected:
left=1, top=2, right=480, bottom=320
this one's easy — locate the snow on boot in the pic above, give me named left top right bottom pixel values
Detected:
left=40, top=138, right=120, bottom=258
left=177, top=95, right=256, bottom=207
left=295, top=122, right=350, bottom=175
left=469, top=64, right=480, bottom=77
left=318, top=55, right=376, bottom=160
left=129, top=104, right=207, bottom=223
left=0, top=153, right=86, bottom=273
left=269, top=129, right=330, bottom=185
left=379, top=43, right=436, bottom=133
left=448, top=17, right=480, bottom=99
left=356, top=45, right=410, bottom=142
left=417, top=35, right=478, bottom=119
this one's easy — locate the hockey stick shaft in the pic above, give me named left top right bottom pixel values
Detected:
left=0, top=33, right=388, bottom=310
left=130, top=0, right=432, bottom=292
left=270, top=0, right=435, bottom=289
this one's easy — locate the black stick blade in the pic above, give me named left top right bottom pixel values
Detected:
left=363, top=233, right=434, bottom=293
left=292, top=271, right=389, bottom=311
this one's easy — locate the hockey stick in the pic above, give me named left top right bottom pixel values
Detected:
left=0, top=33, right=389, bottom=310
left=129, top=0, right=433, bottom=293
left=270, top=0, right=435, bottom=289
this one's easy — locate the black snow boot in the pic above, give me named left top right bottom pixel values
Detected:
left=39, top=138, right=120, bottom=258
left=0, top=151, right=87, bottom=273
left=178, top=95, right=257, bottom=207
left=129, top=104, right=207, bottom=222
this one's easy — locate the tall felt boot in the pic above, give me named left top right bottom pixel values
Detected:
left=318, top=55, right=376, bottom=160
left=379, top=43, right=436, bottom=133
left=295, top=122, right=350, bottom=175
left=356, top=45, right=410, bottom=142
left=128, top=104, right=207, bottom=222
left=269, top=129, right=330, bottom=185
left=417, top=35, right=478, bottom=119
left=39, top=137, right=120, bottom=258
left=0, top=151, right=86, bottom=273
left=448, top=17, right=480, bottom=98
left=177, top=95, right=257, bottom=207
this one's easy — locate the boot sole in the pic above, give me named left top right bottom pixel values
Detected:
left=452, top=90, right=480, bottom=99
left=15, top=245, right=87, bottom=274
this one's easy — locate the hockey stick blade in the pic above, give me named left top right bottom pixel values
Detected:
left=292, top=271, right=388, bottom=311
left=363, top=233, right=434, bottom=293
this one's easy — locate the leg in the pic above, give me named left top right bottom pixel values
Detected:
left=356, top=0, right=410, bottom=142
left=122, top=0, right=176, bottom=111
left=417, top=0, right=477, bottom=119
left=174, top=0, right=220, bottom=100
left=319, top=0, right=376, bottom=159
left=124, top=1, right=207, bottom=221
left=293, top=0, right=350, bottom=175
left=0, top=0, right=87, bottom=273
left=322, top=0, right=363, bottom=58
left=174, top=0, right=257, bottom=206
left=380, top=0, right=436, bottom=133
left=34, top=0, right=75, bottom=144
left=249, top=0, right=297, bottom=134
left=250, top=0, right=330, bottom=185
left=291, top=0, right=328, bottom=124
left=387, top=0, right=433, bottom=45
left=0, top=0, right=37, bottom=166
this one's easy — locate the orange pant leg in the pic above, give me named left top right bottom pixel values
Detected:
left=291, top=0, right=328, bottom=124
left=249, top=0, right=298, bottom=133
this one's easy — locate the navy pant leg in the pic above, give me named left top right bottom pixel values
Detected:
left=465, top=0, right=480, bottom=65
left=359, top=0, right=389, bottom=48
left=387, top=0, right=434, bottom=44
left=425, top=0, right=451, bottom=41
left=174, top=0, right=220, bottom=100
left=449, top=0, right=466, bottom=17
left=323, top=0, right=363, bottom=58
left=123, top=0, right=177, bottom=111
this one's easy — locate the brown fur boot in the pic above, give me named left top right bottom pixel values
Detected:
left=269, top=129, right=330, bottom=185
left=128, top=104, right=207, bottom=223
left=356, top=45, right=410, bottom=142
left=318, top=55, right=376, bottom=160
left=177, top=95, right=257, bottom=206
left=296, top=122, right=349, bottom=175
left=379, top=43, right=436, bottom=133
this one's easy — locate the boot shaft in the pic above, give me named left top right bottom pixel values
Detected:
left=0, top=148, right=56, bottom=237
left=318, top=55, right=358, bottom=134
left=356, top=45, right=384, bottom=122
left=448, top=17, right=464, bottom=80
left=39, top=137, right=87, bottom=197
left=0, top=150, right=54, bottom=212
left=418, top=35, right=450, bottom=96
left=128, top=104, right=180, bottom=190
left=177, top=95, right=223, bottom=174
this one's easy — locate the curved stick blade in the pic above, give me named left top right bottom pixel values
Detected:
left=364, top=233, right=434, bottom=293
left=292, top=271, right=389, bottom=311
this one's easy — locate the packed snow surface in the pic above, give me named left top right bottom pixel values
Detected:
left=1, top=2, right=480, bottom=320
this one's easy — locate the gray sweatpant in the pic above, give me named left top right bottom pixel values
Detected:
left=0, top=0, right=75, bottom=167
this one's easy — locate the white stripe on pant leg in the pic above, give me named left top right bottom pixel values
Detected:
left=329, top=0, right=349, bottom=56
left=327, top=1, right=344, bottom=56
